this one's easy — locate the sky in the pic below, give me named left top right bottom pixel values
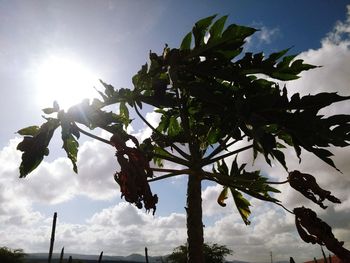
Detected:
left=0, top=0, right=350, bottom=262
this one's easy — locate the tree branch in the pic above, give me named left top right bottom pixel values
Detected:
left=151, top=167, right=190, bottom=174
left=266, top=179, right=289, bottom=185
left=202, top=170, right=252, bottom=186
left=148, top=169, right=190, bottom=182
left=153, top=153, right=189, bottom=167
left=133, top=102, right=190, bottom=160
left=276, top=203, right=294, bottom=214
left=148, top=173, right=182, bottom=182
left=203, top=144, right=253, bottom=166
left=74, top=125, right=112, bottom=145
left=204, top=136, right=245, bottom=162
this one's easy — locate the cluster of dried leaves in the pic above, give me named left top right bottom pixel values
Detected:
left=111, top=133, right=158, bottom=215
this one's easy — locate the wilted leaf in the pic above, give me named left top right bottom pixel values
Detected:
left=289, top=171, right=341, bottom=209
left=230, top=188, right=251, bottom=225
left=217, top=186, right=228, bottom=207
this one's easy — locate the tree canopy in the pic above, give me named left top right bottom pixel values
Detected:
left=0, top=247, right=26, bottom=263
left=16, top=15, right=350, bottom=262
left=167, top=243, right=232, bottom=263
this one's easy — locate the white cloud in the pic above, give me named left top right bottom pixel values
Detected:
left=246, top=24, right=280, bottom=49
left=257, top=26, right=280, bottom=44
left=138, top=110, right=161, bottom=141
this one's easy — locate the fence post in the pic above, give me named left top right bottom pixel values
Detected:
left=48, top=212, right=57, bottom=263
left=59, top=247, right=64, bottom=263
left=98, top=251, right=103, bottom=263
left=145, top=247, right=149, bottom=263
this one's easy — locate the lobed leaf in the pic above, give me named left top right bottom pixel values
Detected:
left=17, top=119, right=60, bottom=177
left=61, top=118, right=79, bottom=173
left=192, top=14, right=217, bottom=47
left=230, top=188, right=251, bottom=225
left=208, top=15, right=228, bottom=44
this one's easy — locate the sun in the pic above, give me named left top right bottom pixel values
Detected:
left=33, top=55, right=101, bottom=110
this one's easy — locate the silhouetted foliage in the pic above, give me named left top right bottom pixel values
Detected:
left=167, top=243, right=232, bottom=263
left=0, top=247, right=26, bottom=263
left=17, top=15, right=350, bottom=262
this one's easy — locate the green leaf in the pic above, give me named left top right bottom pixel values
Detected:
left=100, top=79, right=115, bottom=98
left=266, top=48, right=291, bottom=62
left=270, top=72, right=300, bottom=81
left=119, top=101, right=129, bottom=127
left=217, top=160, right=229, bottom=175
left=17, top=119, right=60, bottom=177
left=310, top=147, right=339, bottom=171
left=61, top=119, right=79, bottom=173
left=222, top=24, right=257, bottom=42
left=180, top=32, right=192, bottom=50
left=272, top=149, right=287, bottom=170
left=168, top=116, right=181, bottom=137
left=293, top=92, right=350, bottom=111
left=276, top=54, right=298, bottom=69
left=206, top=127, right=221, bottom=145
left=42, top=108, right=57, bottom=114
left=91, top=98, right=105, bottom=109
left=42, top=101, right=60, bottom=114
left=229, top=156, right=239, bottom=176
left=153, top=146, right=173, bottom=167
left=192, top=14, right=217, bottom=47
left=208, top=15, right=228, bottom=43
left=62, top=134, right=79, bottom=173
left=17, top=126, right=40, bottom=136
left=157, top=114, right=170, bottom=133
left=230, top=188, right=251, bottom=225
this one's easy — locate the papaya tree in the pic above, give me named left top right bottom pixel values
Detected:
left=16, top=15, right=350, bottom=262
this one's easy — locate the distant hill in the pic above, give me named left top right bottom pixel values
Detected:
left=25, top=252, right=164, bottom=263
left=24, top=253, right=289, bottom=263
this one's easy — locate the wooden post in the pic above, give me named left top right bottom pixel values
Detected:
left=145, top=247, right=149, bottom=263
left=98, top=251, right=103, bottom=263
left=59, top=247, right=64, bottom=263
left=48, top=212, right=57, bottom=263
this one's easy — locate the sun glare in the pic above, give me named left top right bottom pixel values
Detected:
left=34, top=55, right=101, bottom=109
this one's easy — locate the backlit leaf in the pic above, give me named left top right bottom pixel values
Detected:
left=217, top=186, right=228, bottom=207
left=17, top=119, right=60, bottom=177
left=208, top=15, right=228, bottom=43
left=180, top=32, right=192, bottom=50
left=17, top=126, right=40, bottom=136
left=192, top=15, right=217, bottom=47
left=230, top=188, right=251, bottom=225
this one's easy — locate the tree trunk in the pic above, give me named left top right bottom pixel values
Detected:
left=186, top=173, right=204, bottom=263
